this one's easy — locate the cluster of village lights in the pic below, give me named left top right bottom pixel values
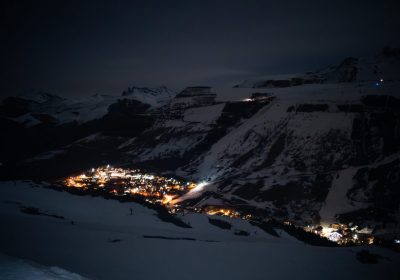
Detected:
left=63, top=165, right=196, bottom=205
left=62, top=165, right=377, bottom=245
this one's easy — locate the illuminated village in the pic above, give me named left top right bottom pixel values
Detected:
left=303, top=222, right=374, bottom=245
left=63, top=165, right=196, bottom=205
left=61, top=165, right=375, bottom=246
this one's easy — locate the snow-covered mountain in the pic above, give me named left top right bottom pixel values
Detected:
left=0, top=86, right=175, bottom=164
left=1, top=49, right=399, bottom=239
left=122, top=84, right=400, bottom=233
left=1, top=86, right=175, bottom=127
left=110, top=50, right=400, bottom=236
left=122, top=86, right=176, bottom=107
left=235, top=46, right=400, bottom=88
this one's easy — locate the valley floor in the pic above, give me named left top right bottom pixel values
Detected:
left=0, top=181, right=399, bottom=280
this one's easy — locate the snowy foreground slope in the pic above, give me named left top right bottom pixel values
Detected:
left=0, top=253, right=88, bottom=280
left=0, top=182, right=399, bottom=280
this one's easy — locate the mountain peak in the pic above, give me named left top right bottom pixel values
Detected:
left=177, top=86, right=215, bottom=97
left=17, top=90, right=64, bottom=104
left=235, top=49, right=400, bottom=89
left=121, top=86, right=176, bottom=107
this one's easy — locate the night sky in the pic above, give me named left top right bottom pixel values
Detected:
left=2, top=0, right=400, bottom=97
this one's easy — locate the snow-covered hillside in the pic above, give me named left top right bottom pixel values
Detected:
left=0, top=181, right=399, bottom=280
left=0, top=253, right=88, bottom=280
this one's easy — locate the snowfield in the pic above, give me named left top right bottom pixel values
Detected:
left=0, top=253, right=88, bottom=280
left=0, top=181, right=399, bottom=280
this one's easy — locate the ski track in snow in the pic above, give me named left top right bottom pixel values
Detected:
left=319, top=167, right=361, bottom=225
left=320, top=153, right=400, bottom=226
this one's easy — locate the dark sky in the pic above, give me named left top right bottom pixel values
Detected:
left=2, top=0, right=400, bottom=97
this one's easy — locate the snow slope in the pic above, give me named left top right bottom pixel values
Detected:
left=319, top=167, right=362, bottom=225
left=0, top=181, right=399, bottom=280
left=0, top=253, right=89, bottom=280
